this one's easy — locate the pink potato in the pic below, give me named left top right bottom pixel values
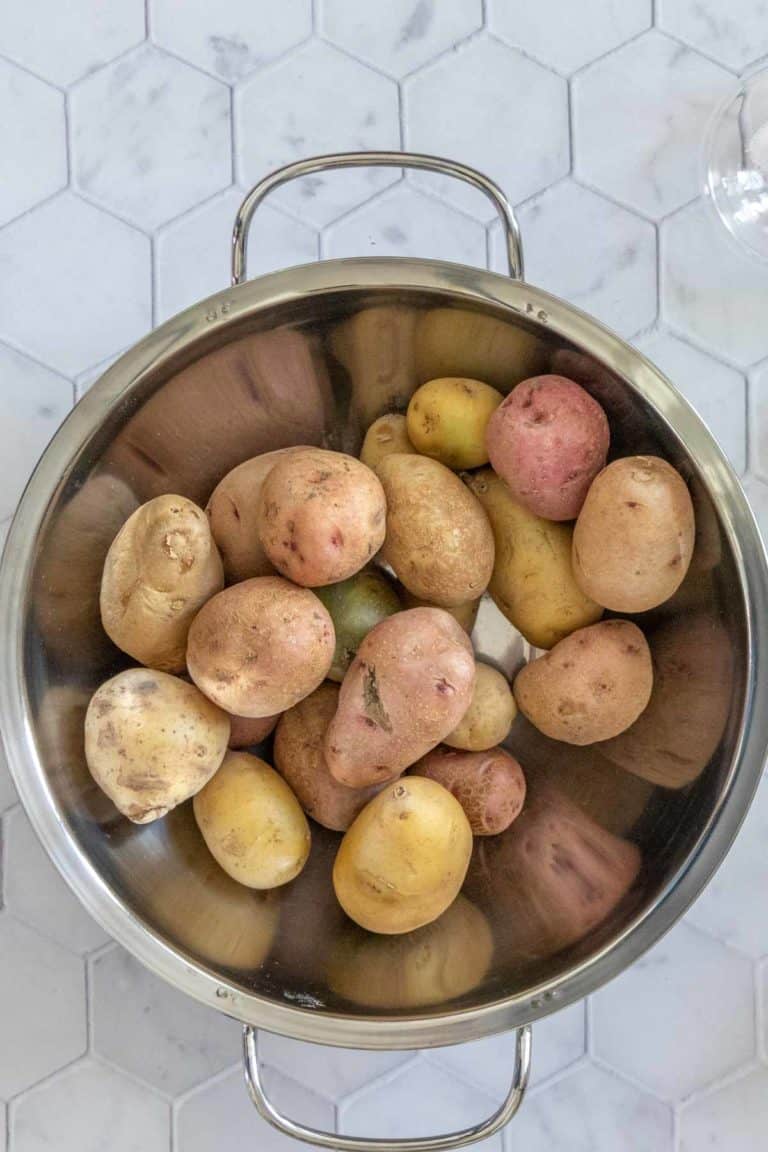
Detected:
left=486, top=375, right=609, bottom=521
left=227, top=712, right=280, bottom=749
left=411, top=745, right=526, bottom=836
left=325, top=608, right=476, bottom=788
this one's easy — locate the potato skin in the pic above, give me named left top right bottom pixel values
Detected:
left=466, top=468, right=602, bottom=649
left=193, top=751, right=310, bottom=889
left=100, top=494, right=224, bottom=673
left=406, top=377, right=503, bottom=470
left=332, top=776, right=473, bottom=934
left=573, top=455, right=695, bottom=612
left=325, top=607, right=475, bottom=787
left=186, top=576, right=335, bottom=718
left=274, top=683, right=386, bottom=831
left=314, top=569, right=402, bottom=683
left=227, top=712, right=279, bottom=749
left=360, top=414, right=415, bottom=474
left=486, top=375, right=609, bottom=521
left=401, top=590, right=480, bottom=635
left=378, top=454, right=494, bottom=608
left=257, top=448, right=387, bottom=587
left=445, top=660, right=516, bottom=751
left=411, top=746, right=526, bottom=835
left=514, top=620, right=653, bottom=745
left=206, top=446, right=310, bottom=583
left=85, top=669, right=230, bottom=823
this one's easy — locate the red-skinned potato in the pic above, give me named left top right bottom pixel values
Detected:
left=486, top=375, right=609, bottom=521
left=325, top=608, right=475, bottom=787
left=411, top=745, right=526, bottom=835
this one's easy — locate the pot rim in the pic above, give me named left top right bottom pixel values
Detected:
left=2, top=256, right=767, bottom=1050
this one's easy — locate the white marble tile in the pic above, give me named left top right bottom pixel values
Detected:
left=507, top=1062, right=673, bottom=1152
left=0, top=342, right=72, bottom=521
left=658, top=0, right=768, bottom=72
left=236, top=41, right=400, bottom=227
left=258, top=1033, right=408, bottom=1102
left=324, top=182, right=486, bottom=266
left=0, top=733, right=18, bottom=814
left=91, top=945, right=240, bottom=1096
left=743, top=475, right=768, bottom=550
left=573, top=30, right=733, bottom=220
left=431, top=1002, right=585, bottom=1097
left=661, top=198, right=768, bottom=368
left=339, top=1058, right=501, bottom=1150
left=3, top=807, right=109, bottom=955
left=749, top=359, right=768, bottom=481
left=151, top=0, right=312, bottom=81
left=0, top=1101, right=5, bottom=1152
left=491, top=180, right=656, bottom=337
left=0, top=913, right=86, bottom=1097
left=635, top=329, right=747, bottom=473
left=489, top=0, right=651, bottom=75
left=155, top=187, right=318, bottom=322
left=71, top=44, right=231, bottom=230
left=0, top=59, right=66, bottom=227
left=0, top=193, right=150, bottom=377
left=404, top=36, right=569, bottom=220
left=680, top=1068, right=768, bottom=1152
left=0, top=0, right=145, bottom=87
left=12, top=1058, right=169, bottom=1152
left=75, top=350, right=127, bottom=399
left=176, top=1064, right=334, bottom=1152
left=592, top=921, right=755, bottom=1100
left=320, top=0, right=482, bottom=78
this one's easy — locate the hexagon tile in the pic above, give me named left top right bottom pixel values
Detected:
left=0, top=59, right=66, bottom=228
left=658, top=0, right=768, bottom=72
left=489, top=0, right=652, bottom=75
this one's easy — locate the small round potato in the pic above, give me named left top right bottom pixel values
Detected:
left=314, top=569, right=401, bottom=682
left=332, top=776, right=473, bottom=934
left=84, top=668, right=230, bottom=823
left=411, top=745, right=526, bottom=836
left=100, top=494, right=224, bottom=673
left=227, top=712, right=279, bottom=749
left=445, top=660, right=516, bottom=751
left=187, top=576, right=335, bottom=718
left=407, top=377, right=503, bottom=469
left=257, top=448, right=387, bottom=587
left=400, top=590, right=480, bottom=635
left=360, top=414, right=415, bottom=473
left=193, top=751, right=311, bottom=889
left=573, top=455, right=696, bottom=612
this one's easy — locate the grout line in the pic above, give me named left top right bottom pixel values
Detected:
left=657, top=27, right=741, bottom=76
left=228, top=84, right=236, bottom=187
left=585, top=995, right=594, bottom=1057
left=66, top=39, right=148, bottom=96
left=653, top=218, right=661, bottom=326
left=568, top=25, right=653, bottom=80
left=144, top=0, right=150, bottom=38
left=0, top=48, right=67, bottom=91
left=0, top=185, right=69, bottom=234
left=566, top=76, right=574, bottom=176
left=0, top=333, right=70, bottom=382
left=149, top=232, right=158, bottom=328
left=63, top=90, right=73, bottom=187
left=396, top=80, right=406, bottom=150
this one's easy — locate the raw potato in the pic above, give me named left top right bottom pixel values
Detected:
left=257, top=448, right=387, bottom=587
left=486, top=375, right=609, bottom=521
left=514, top=620, right=653, bottom=745
left=573, top=455, right=695, bottom=612
left=187, top=576, right=335, bottom=718
left=401, top=589, right=480, bottom=635
left=325, top=607, right=475, bottom=787
left=332, top=776, right=473, bottom=934
left=314, top=569, right=402, bottom=683
left=100, top=495, right=224, bottom=673
left=466, top=469, right=602, bottom=649
left=360, top=414, right=415, bottom=473
left=193, top=751, right=310, bottom=889
left=378, top=454, right=494, bottom=608
left=406, top=377, right=503, bottom=469
left=327, top=896, right=493, bottom=1008
left=411, top=746, right=526, bottom=836
left=206, top=446, right=310, bottom=583
left=227, top=712, right=279, bottom=749
left=415, top=307, right=543, bottom=392
left=84, top=668, right=230, bottom=823
left=445, top=660, right=516, bottom=751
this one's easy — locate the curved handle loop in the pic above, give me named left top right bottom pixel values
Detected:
left=232, top=151, right=524, bottom=285
left=242, top=1023, right=532, bottom=1152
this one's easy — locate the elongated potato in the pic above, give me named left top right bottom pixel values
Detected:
left=411, top=746, right=526, bottom=835
left=378, top=454, right=494, bottom=608
left=406, top=377, right=503, bottom=469
left=400, top=589, right=480, bottom=635
left=333, top=776, right=473, bottom=934
left=314, top=569, right=402, bottom=683
left=187, top=577, right=335, bottom=717
left=466, top=468, right=602, bottom=649
left=573, top=456, right=695, bottom=612
left=85, top=668, right=230, bottom=823
left=445, top=660, right=516, bottom=751
left=227, top=712, right=279, bottom=749
left=193, top=751, right=310, bottom=889
left=325, top=608, right=475, bottom=787
left=360, top=413, right=415, bottom=473
left=514, top=620, right=653, bottom=745
left=100, top=494, right=224, bottom=673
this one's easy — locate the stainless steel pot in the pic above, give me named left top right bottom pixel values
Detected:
left=2, top=152, right=767, bottom=1151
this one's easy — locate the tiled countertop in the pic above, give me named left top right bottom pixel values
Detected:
left=2, top=2, right=768, bottom=1150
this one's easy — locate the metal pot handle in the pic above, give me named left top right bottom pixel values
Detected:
left=232, top=151, right=524, bottom=285
left=242, top=1024, right=531, bottom=1151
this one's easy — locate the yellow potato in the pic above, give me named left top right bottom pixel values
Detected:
left=406, top=377, right=503, bottom=469
left=415, top=307, right=543, bottom=391
left=466, top=468, right=602, bottom=649
left=333, top=776, right=473, bottom=934
left=193, top=752, right=310, bottom=889
left=445, top=660, right=516, bottom=751
left=360, top=414, right=415, bottom=473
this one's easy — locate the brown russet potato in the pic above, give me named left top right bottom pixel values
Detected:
left=514, top=620, right=653, bottom=745
left=186, top=576, right=335, bottom=718
left=573, top=455, right=695, bottom=612
left=325, top=607, right=475, bottom=788
left=360, top=413, right=415, bottom=473
left=406, top=377, right=503, bottom=470
left=411, top=745, right=526, bottom=836
left=227, top=712, right=279, bottom=749
left=445, top=660, right=516, bottom=751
